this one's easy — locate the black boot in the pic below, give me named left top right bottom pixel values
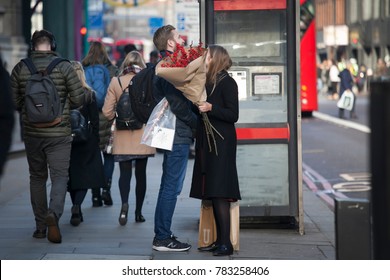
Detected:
left=102, top=179, right=113, bottom=206
left=213, top=244, right=233, bottom=256
left=70, top=205, right=83, bottom=226
left=135, top=212, right=145, bottom=223
left=92, top=188, right=103, bottom=207
left=119, top=203, right=129, bottom=226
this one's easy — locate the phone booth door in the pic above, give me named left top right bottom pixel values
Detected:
left=200, top=0, right=303, bottom=230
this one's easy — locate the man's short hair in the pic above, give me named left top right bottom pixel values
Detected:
left=31, top=30, right=56, bottom=51
left=153, top=25, right=175, bottom=51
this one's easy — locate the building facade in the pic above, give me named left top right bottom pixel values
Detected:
left=316, top=0, right=390, bottom=73
left=0, top=0, right=29, bottom=73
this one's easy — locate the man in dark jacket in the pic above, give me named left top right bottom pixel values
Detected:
left=10, top=30, right=84, bottom=243
left=151, top=25, right=197, bottom=252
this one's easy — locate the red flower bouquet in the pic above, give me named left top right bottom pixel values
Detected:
left=160, top=43, right=205, bottom=68
left=155, top=43, right=224, bottom=155
left=155, top=43, right=207, bottom=104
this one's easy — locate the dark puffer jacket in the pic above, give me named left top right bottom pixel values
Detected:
left=153, top=51, right=197, bottom=145
left=97, top=64, right=118, bottom=150
left=10, top=51, right=84, bottom=138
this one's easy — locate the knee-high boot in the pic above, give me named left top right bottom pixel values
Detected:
left=91, top=188, right=102, bottom=207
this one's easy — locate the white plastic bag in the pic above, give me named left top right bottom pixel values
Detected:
left=141, top=97, right=176, bottom=151
left=337, top=90, right=355, bottom=111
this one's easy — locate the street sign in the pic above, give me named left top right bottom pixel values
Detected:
left=149, top=17, right=164, bottom=35
left=89, top=11, right=103, bottom=30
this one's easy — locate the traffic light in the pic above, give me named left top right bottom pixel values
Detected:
left=80, top=26, right=88, bottom=56
left=80, top=26, right=87, bottom=36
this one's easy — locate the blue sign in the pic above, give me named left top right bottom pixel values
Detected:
left=89, top=11, right=103, bottom=30
left=177, top=13, right=185, bottom=22
left=177, top=22, right=185, bottom=31
left=149, top=17, right=164, bottom=35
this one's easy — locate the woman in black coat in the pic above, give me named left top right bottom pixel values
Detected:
left=0, top=56, right=15, bottom=179
left=190, top=45, right=241, bottom=256
left=68, top=61, right=105, bottom=226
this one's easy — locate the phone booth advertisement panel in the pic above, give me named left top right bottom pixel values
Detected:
left=200, top=0, right=303, bottom=231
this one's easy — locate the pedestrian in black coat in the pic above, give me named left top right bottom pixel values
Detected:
left=82, top=41, right=118, bottom=207
left=0, top=56, right=15, bottom=180
left=338, top=65, right=357, bottom=119
left=190, top=45, right=241, bottom=256
left=67, top=61, right=105, bottom=226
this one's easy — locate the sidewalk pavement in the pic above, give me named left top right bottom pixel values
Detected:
left=0, top=145, right=335, bottom=260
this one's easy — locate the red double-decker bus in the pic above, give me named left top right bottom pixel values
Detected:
left=300, top=0, right=317, bottom=115
left=87, top=37, right=154, bottom=65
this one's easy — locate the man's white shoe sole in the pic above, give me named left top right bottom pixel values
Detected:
left=152, top=245, right=191, bottom=252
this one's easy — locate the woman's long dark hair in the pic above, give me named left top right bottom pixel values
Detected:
left=81, top=41, right=113, bottom=67
left=206, top=45, right=232, bottom=87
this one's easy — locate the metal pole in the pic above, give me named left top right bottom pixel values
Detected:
left=287, top=0, right=303, bottom=234
left=204, top=0, right=214, bottom=45
left=74, top=0, right=82, bottom=61
left=370, top=80, right=390, bottom=259
left=83, top=0, right=89, bottom=57
left=333, top=0, right=336, bottom=53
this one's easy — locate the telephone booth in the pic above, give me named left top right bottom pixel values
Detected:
left=199, top=0, right=303, bottom=232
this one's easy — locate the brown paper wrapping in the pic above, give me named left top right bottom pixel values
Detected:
left=198, top=200, right=240, bottom=251
left=155, top=55, right=207, bottom=104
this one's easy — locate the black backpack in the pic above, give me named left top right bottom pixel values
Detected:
left=70, top=109, right=90, bottom=143
left=22, top=57, right=67, bottom=127
left=115, top=77, right=143, bottom=130
left=128, top=65, right=157, bottom=124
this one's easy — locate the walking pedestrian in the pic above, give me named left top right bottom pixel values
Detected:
left=329, top=59, right=340, bottom=100
left=151, top=25, right=197, bottom=252
left=67, top=61, right=105, bottom=226
left=146, top=50, right=159, bottom=68
left=10, top=30, right=84, bottom=243
left=338, top=62, right=357, bottom=119
left=0, top=54, right=15, bottom=182
left=116, top=43, right=137, bottom=68
left=190, top=45, right=241, bottom=256
left=102, top=51, right=155, bottom=226
left=82, top=41, right=118, bottom=207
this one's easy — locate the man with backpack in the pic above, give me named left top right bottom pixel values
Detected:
left=151, top=25, right=198, bottom=252
left=10, top=30, right=84, bottom=243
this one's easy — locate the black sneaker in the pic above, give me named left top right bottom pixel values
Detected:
left=152, top=236, right=191, bottom=252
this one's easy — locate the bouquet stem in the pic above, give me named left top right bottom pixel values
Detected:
left=201, top=112, right=224, bottom=156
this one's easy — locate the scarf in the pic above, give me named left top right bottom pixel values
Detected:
left=120, top=65, right=142, bottom=76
